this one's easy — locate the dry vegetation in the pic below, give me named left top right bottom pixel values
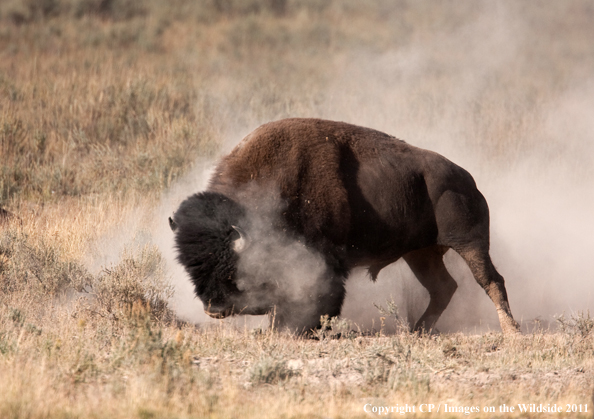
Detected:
left=1, top=1, right=594, bottom=418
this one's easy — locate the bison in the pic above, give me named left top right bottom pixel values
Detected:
left=170, top=118, right=520, bottom=335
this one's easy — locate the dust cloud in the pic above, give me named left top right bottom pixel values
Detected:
left=317, top=4, right=594, bottom=333
left=95, top=2, right=593, bottom=334
left=149, top=161, right=217, bottom=324
left=84, top=160, right=221, bottom=325
left=234, top=194, right=331, bottom=332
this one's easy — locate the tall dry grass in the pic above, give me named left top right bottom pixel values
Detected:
left=1, top=0, right=594, bottom=417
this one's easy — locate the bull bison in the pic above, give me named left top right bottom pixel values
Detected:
left=170, top=118, right=520, bottom=335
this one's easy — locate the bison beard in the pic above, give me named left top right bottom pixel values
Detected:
left=170, top=118, right=520, bottom=335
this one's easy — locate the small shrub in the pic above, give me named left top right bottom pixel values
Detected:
left=249, top=356, right=295, bottom=385
left=374, top=296, right=410, bottom=333
left=87, top=244, right=174, bottom=322
left=556, top=311, right=594, bottom=338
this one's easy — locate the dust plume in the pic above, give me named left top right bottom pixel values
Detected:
left=234, top=193, right=330, bottom=332
left=92, top=2, right=593, bottom=334
left=148, top=160, right=217, bottom=324
left=320, top=3, right=594, bottom=333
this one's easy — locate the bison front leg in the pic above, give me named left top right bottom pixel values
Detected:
left=403, top=246, right=458, bottom=333
left=271, top=273, right=346, bottom=335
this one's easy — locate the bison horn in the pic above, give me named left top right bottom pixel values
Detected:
left=168, top=216, right=178, bottom=231
left=231, top=225, right=249, bottom=252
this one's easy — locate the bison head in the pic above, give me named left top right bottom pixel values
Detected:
left=170, top=191, right=272, bottom=318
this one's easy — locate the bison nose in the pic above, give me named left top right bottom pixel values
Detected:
left=204, top=306, right=232, bottom=319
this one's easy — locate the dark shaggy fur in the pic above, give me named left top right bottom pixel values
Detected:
left=171, top=118, right=520, bottom=334
left=171, top=192, right=245, bottom=313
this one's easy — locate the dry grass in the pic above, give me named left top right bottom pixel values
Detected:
left=1, top=295, right=593, bottom=418
left=1, top=1, right=594, bottom=417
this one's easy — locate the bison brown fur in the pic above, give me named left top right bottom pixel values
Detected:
left=170, top=118, right=520, bottom=335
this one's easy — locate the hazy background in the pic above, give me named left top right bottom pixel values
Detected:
left=152, top=1, right=594, bottom=333
left=147, top=2, right=594, bottom=333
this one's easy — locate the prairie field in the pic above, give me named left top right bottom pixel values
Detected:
left=1, top=1, right=594, bottom=418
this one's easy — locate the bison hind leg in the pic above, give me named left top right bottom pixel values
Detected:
left=434, top=188, right=520, bottom=335
left=403, top=246, right=458, bottom=333
left=454, top=244, right=520, bottom=335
